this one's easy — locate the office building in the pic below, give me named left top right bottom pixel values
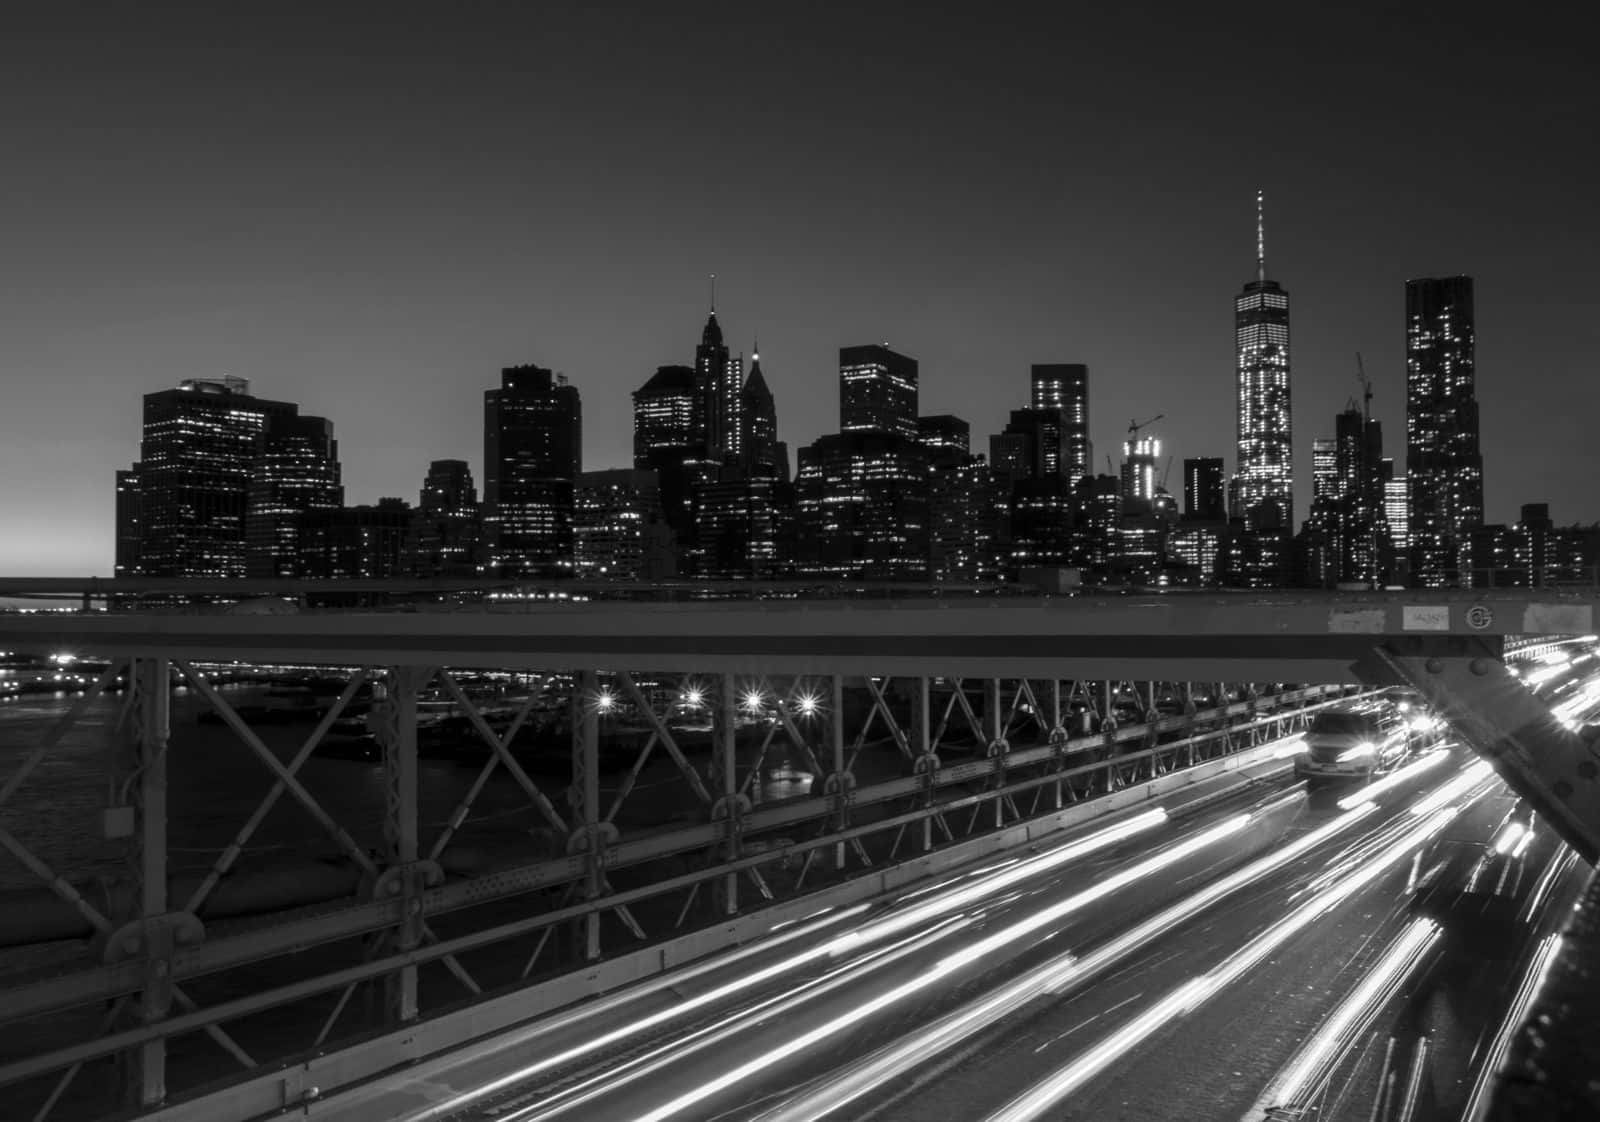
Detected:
left=1030, top=364, right=1091, bottom=485
left=574, top=468, right=674, bottom=580
left=929, top=457, right=1008, bottom=583
left=297, top=499, right=412, bottom=580
left=693, top=474, right=793, bottom=580
left=695, top=303, right=740, bottom=462
left=918, top=414, right=971, bottom=467
left=115, top=466, right=142, bottom=577
left=794, top=430, right=929, bottom=580
left=1232, top=192, right=1294, bottom=531
left=409, top=459, right=481, bottom=577
left=1121, top=434, right=1162, bottom=509
left=130, top=376, right=297, bottom=578
left=738, top=348, right=788, bottom=481
left=1183, top=458, right=1226, bottom=522
left=839, top=345, right=919, bottom=440
left=483, top=365, right=581, bottom=578
left=246, top=414, right=343, bottom=578
left=633, top=363, right=706, bottom=539
left=1406, top=276, right=1483, bottom=585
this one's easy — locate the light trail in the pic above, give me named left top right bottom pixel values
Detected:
left=1244, top=917, right=1441, bottom=1117
left=504, top=916, right=975, bottom=1121
left=1335, top=749, right=1451, bottom=811
left=395, top=804, right=1167, bottom=1121
left=624, top=813, right=1253, bottom=1122
left=755, top=800, right=1380, bottom=1122
left=1459, top=932, right=1566, bottom=1122
left=985, top=804, right=1470, bottom=1122
left=1408, top=760, right=1495, bottom=816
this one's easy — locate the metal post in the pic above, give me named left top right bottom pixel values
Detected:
left=382, top=669, right=420, bottom=1022
left=987, top=678, right=1004, bottom=828
left=916, top=676, right=932, bottom=851
left=132, top=657, right=170, bottom=1107
left=720, top=674, right=738, bottom=915
left=575, top=670, right=602, bottom=958
left=832, top=674, right=845, bottom=870
left=1051, top=679, right=1062, bottom=731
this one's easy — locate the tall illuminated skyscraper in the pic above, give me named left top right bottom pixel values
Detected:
left=1030, top=364, right=1090, bottom=485
left=695, top=284, right=739, bottom=461
left=839, top=344, right=918, bottom=439
left=483, top=365, right=581, bottom=578
left=1405, top=276, right=1483, bottom=586
left=1121, top=434, right=1161, bottom=508
left=1183, top=458, right=1225, bottom=522
left=1231, top=192, right=1293, bottom=531
left=132, top=376, right=298, bottom=578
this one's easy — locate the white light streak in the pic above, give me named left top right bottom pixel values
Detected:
left=1492, top=821, right=1526, bottom=856
left=1336, top=749, right=1451, bottom=811
left=1460, top=933, right=1566, bottom=1122
left=986, top=807, right=1464, bottom=1121
left=631, top=813, right=1245, bottom=1122
left=1252, top=917, right=1440, bottom=1112
left=1408, top=760, right=1495, bottom=816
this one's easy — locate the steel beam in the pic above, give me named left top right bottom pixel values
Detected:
left=1360, top=636, right=1600, bottom=863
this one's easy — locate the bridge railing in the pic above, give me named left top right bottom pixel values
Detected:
left=0, top=653, right=1362, bottom=1119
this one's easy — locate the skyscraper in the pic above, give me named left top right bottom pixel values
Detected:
left=839, top=344, right=919, bottom=440
left=1383, top=461, right=1409, bottom=561
left=1183, top=458, right=1225, bottom=522
left=246, top=413, right=343, bottom=578
left=917, top=414, right=971, bottom=467
left=633, top=364, right=706, bottom=539
left=794, top=430, right=929, bottom=580
left=1405, top=276, right=1483, bottom=586
left=409, top=459, right=481, bottom=577
left=115, top=466, right=142, bottom=577
left=695, top=294, right=738, bottom=461
left=483, top=365, right=582, bottom=578
left=738, top=347, right=787, bottom=481
left=131, top=376, right=298, bottom=578
left=1120, top=434, right=1161, bottom=508
left=1232, top=192, right=1293, bottom=531
left=1030, top=364, right=1090, bottom=485
left=1311, top=438, right=1338, bottom=504
left=574, top=468, right=674, bottom=581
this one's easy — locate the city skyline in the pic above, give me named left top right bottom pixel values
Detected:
left=1, top=5, right=1595, bottom=573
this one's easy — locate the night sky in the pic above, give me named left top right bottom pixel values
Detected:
left=2, top=3, right=1595, bottom=574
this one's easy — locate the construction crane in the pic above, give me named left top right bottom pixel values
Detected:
left=1160, top=454, right=1175, bottom=491
left=1127, top=414, right=1164, bottom=438
left=1355, top=353, right=1373, bottom=422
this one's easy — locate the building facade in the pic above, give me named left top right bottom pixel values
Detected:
left=839, top=344, right=919, bottom=440
left=483, top=365, right=582, bottom=578
left=1405, top=275, right=1483, bottom=586
left=409, top=459, right=481, bottom=577
left=1030, top=364, right=1090, bottom=485
left=1232, top=193, right=1293, bottom=532
left=130, top=377, right=298, bottom=578
left=1183, top=457, right=1226, bottom=522
left=246, top=414, right=343, bottom=578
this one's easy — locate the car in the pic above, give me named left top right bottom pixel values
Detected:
left=1295, top=698, right=1413, bottom=780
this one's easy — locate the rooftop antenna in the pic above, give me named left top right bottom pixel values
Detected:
left=1255, top=190, right=1266, bottom=284
left=709, top=273, right=717, bottom=313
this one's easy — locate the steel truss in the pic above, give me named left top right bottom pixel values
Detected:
left=0, top=650, right=1359, bottom=1119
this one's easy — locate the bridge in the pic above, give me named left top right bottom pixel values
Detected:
left=0, top=585, right=1596, bottom=1120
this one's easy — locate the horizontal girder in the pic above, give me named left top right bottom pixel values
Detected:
left=0, top=592, right=1593, bottom=680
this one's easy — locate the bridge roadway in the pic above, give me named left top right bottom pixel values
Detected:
left=2, top=589, right=1597, bottom=1121
left=303, top=734, right=1587, bottom=1121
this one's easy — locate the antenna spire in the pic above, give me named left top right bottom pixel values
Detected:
left=709, top=273, right=717, bottom=313
left=1255, top=190, right=1266, bottom=283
